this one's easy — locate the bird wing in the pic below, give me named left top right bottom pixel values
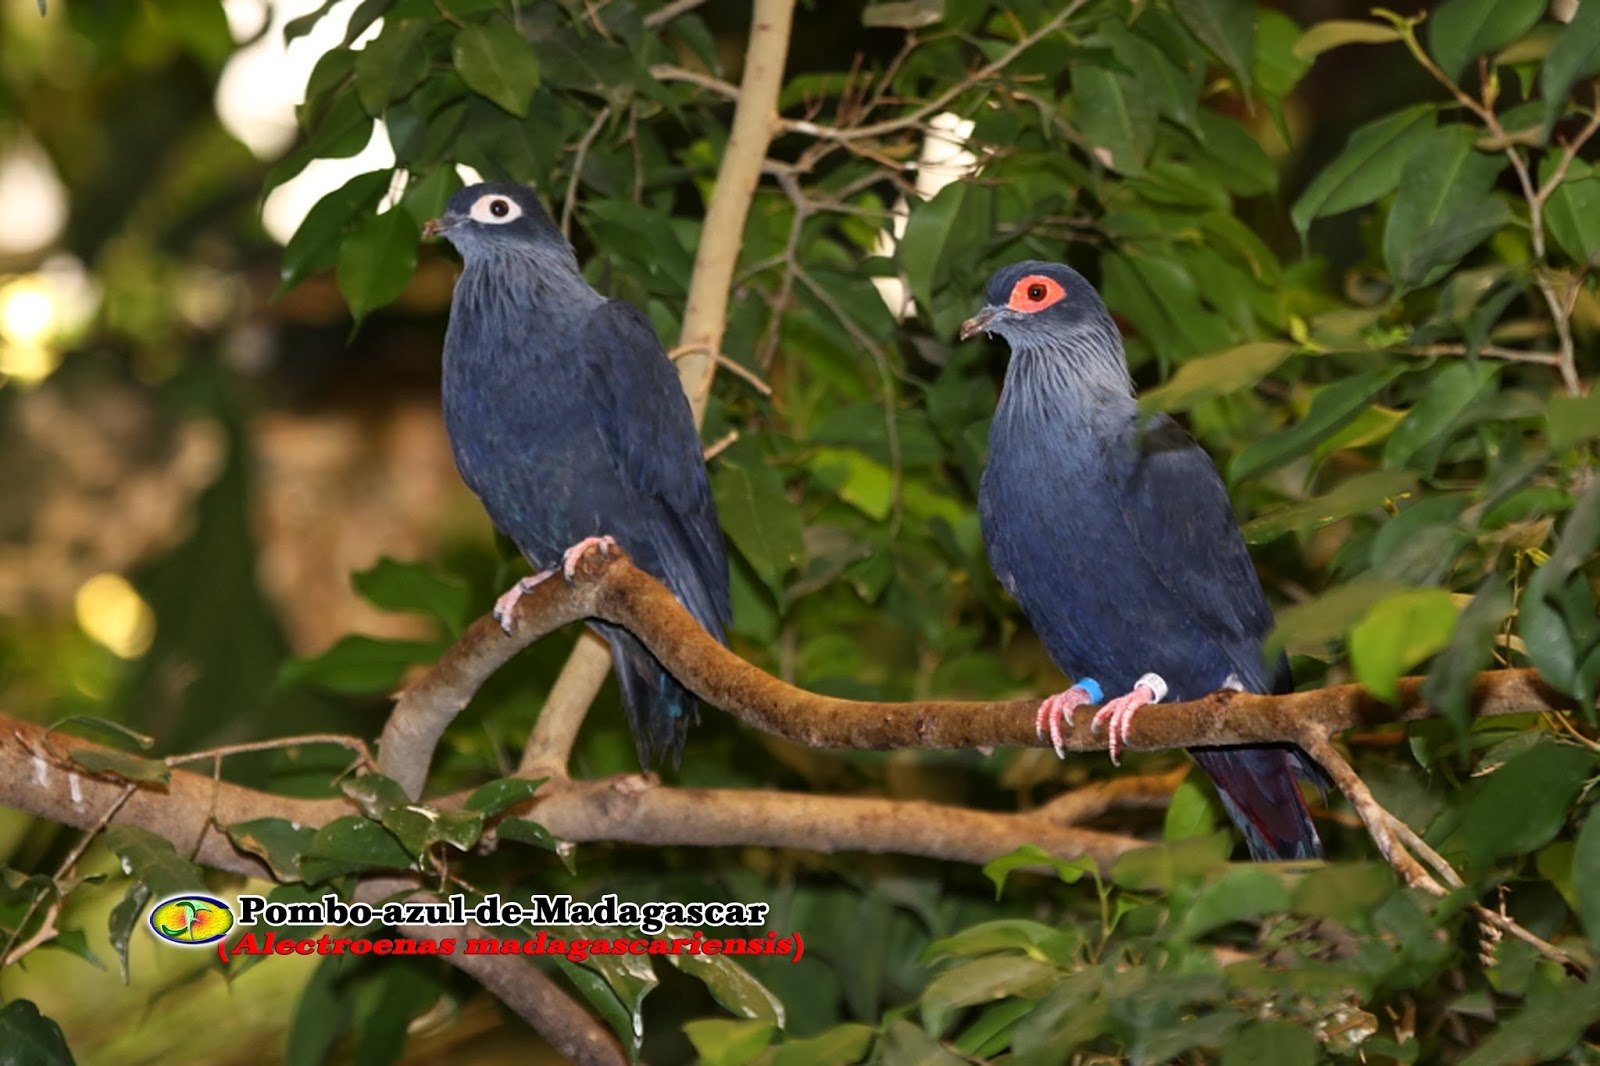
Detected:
left=1114, top=413, right=1277, bottom=689
left=578, top=299, right=731, bottom=633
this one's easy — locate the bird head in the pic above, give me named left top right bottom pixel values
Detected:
left=959, top=260, right=1130, bottom=393
left=959, top=261, right=1103, bottom=342
left=423, top=182, right=569, bottom=266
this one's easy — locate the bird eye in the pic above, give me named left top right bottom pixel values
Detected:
left=1006, top=274, right=1066, bottom=313
left=469, top=194, right=524, bottom=224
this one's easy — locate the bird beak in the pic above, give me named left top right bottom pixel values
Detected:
left=959, top=306, right=1001, bottom=341
left=422, top=213, right=461, bottom=238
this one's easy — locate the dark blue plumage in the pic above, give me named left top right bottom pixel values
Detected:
left=428, top=182, right=730, bottom=766
left=965, top=261, right=1321, bottom=861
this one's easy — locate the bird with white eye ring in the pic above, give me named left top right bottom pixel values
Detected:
left=423, top=181, right=731, bottom=768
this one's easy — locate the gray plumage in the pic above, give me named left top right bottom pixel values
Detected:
left=429, top=182, right=730, bottom=765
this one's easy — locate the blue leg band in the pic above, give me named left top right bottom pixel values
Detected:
left=1073, top=677, right=1103, bottom=704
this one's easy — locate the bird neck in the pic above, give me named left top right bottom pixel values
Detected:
left=1000, top=329, right=1136, bottom=421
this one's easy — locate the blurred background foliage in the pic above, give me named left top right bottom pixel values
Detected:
left=0, top=0, right=1598, bottom=1061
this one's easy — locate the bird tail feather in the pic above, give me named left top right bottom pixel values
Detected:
left=599, top=624, right=696, bottom=767
left=1191, top=746, right=1323, bottom=861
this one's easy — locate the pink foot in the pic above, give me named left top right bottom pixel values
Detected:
left=492, top=569, right=556, bottom=633
left=1090, top=673, right=1168, bottom=766
left=562, top=535, right=618, bottom=579
left=1035, top=679, right=1103, bottom=758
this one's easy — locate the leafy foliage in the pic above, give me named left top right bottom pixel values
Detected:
left=3, top=0, right=1599, bottom=1061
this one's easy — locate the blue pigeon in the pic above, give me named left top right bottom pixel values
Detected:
left=963, top=261, right=1322, bottom=861
left=425, top=182, right=730, bottom=766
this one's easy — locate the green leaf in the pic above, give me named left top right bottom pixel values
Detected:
left=1460, top=977, right=1600, bottom=1066
left=1269, top=578, right=1411, bottom=654
left=1291, top=863, right=1395, bottom=922
left=981, top=845, right=1091, bottom=898
left=899, top=180, right=969, bottom=318
left=562, top=947, right=658, bottom=1055
left=108, top=881, right=151, bottom=982
left=1421, top=580, right=1513, bottom=743
left=1543, top=157, right=1600, bottom=265
left=1180, top=866, right=1291, bottom=938
left=278, top=634, right=442, bottom=695
left=1163, top=772, right=1220, bottom=841
left=351, top=556, right=473, bottom=634
left=1230, top=366, right=1409, bottom=484
left=1292, top=19, right=1402, bottom=60
left=669, top=949, right=786, bottom=1024
left=1384, top=124, right=1512, bottom=290
left=102, top=826, right=205, bottom=900
left=1290, top=105, right=1435, bottom=239
left=341, top=773, right=412, bottom=818
left=1426, top=0, right=1545, bottom=81
left=1573, top=806, right=1600, bottom=954
left=1173, top=0, right=1256, bottom=95
left=1074, top=65, right=1156, bottom=175
left=355, top=19, right=429, bottom=115
left=1541, top=0, right=1600, bottom=132
left=498, top=817, right=575, bottom=873
left=226, top=818, right=317, bottom=882
left=299, top=816, right=417, bottom=883
left=465, top=777, right=542, bottom=817
left=1433, top=740, right=1597, bottom=865
left=277, top=171, right=392, bottom=298
left=452, top=23, right=541, bottom=117
left=1140, top=342, right=1294, bottom=414
left=335, top=206, right=422, bottom=323
left=68, top=748, right=169, bottom=786
left=1222, top=1020, right=1319, bottom=1066
left=0, top=1000, right=75, bottom=1066
left=921, top=955, right=1058, bottom=1036
left=924, top=919, right=1081, bottom=963
left=682, top=1019, right=774, bottom=1066
left=1519, top=478, right=1600, bottom=706
left=1348, top=587, right=1460, bottom=701
left=805, top=446, right=894, bottom=520
left=770, top=1024, right=876, bottom=1066
left=1381, top=360, right=1499, bottom=473
left=1549, top=389, right=1600, bottom=451
left=712, top=445, right=803, bottom=599
left=1243, top=469, right=1417, bottom=543
left=1109, top=833, right=1232, bottom=891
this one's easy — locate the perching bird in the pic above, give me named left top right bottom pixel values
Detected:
left=963, top=260, right=1322, bottom=861
left=425, top=181, right=730, bottom=766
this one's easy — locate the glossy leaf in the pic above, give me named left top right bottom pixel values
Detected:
left=0, top=1001, right=75, bottom=1066
left=351, top=556, right=473, bottom=634
left=1230, top=366, right=1409, bottom=484
left=1543, top=156, right=1600, bottom=265
left=1540, top=0, right=1600, bottom=131
left=1426, top=0, right=1545, bottom=81
left=1173, top=0, right=1255, bottom=94
left=1292, top=19, right=1401, bottom=60
left=1139, top=341, right=1294, bottom=413
left=452, top=23, right=541, bottom=117
left=1348, top=587, right=1460, bottom=701
left=712, top=445, right=804, bottom=599
left=1383, top=125, right=1512, bottom=290
left=1290, top=105, right=1434, bottom=239
left=278, top=634, right=443, bottom=694
left=1242, top=469, right=1417, bottom=543
left=335, top=205, right=422, bottom=323
left=682, top=1019, right=774, bottom=1066
left=299, top=816, right=417, bottom=882
left=1074, top=65, right=1156, bottom=175
left=226, top=818, right=316, bottom=882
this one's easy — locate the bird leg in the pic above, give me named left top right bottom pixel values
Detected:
left=1091, top=673, right=1169, bottom=766
left=561, top=535, right=618, bottom=579
left=1035, top=678, right=1104, bottom=758
left=492, top=570, right=557, bottom=633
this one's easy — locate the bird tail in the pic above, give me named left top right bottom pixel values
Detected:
left=1191, top=746, right=1323, bottom=861
left=598, top=624, right=698, bottom=767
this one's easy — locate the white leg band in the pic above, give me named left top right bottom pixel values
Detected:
left=1136, top=672, right=1168, bottom=702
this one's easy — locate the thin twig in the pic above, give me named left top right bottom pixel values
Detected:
left=643, top=0, right=708, bottom=30
left=562, top=105, right=611, bottom=239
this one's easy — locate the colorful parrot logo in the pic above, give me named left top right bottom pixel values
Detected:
left=149, top=896, right=234, bottom=946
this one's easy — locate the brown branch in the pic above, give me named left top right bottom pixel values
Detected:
left=518, top=630, right=614, bottom=779
left=1038, top=766, right=1189, bottom=824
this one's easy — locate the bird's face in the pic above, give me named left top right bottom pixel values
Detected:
left=423, top=182, right=562, bottom=261
left=959, top=261, right=1099, bottom=346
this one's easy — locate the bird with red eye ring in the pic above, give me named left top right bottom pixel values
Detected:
left=959, top=258, right=1323, bottom=863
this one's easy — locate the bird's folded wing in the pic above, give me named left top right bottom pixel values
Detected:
left=579, top=300, right=731, bottom=629
left=1117, top=413, right=1278, bottom=687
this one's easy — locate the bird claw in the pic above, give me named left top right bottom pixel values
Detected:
left=562, top=535, right=618, bottom=580
left=1089, top=673, right=1168, bottom=766
left=1035, top=680, right=1101, bottom=759
left=492, top=569, right=556, bottom=634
